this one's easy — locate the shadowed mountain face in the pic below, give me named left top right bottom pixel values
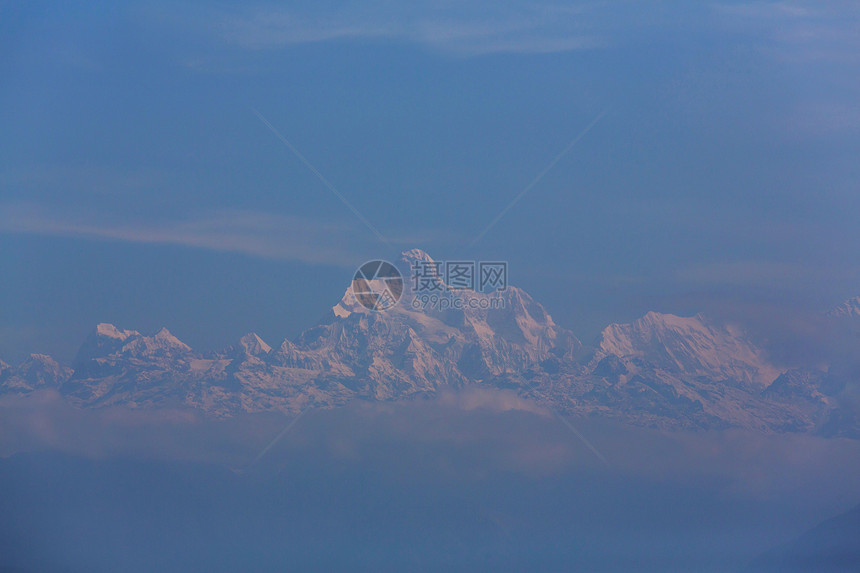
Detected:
left=0, top=354, right=72, bottom=394
left=1, top=249, right=858, bottom=433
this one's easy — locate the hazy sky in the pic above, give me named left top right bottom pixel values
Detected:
left=2, top=1, right=859, bottom=362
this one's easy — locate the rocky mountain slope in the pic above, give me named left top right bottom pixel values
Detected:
left=2, top=249, right=857, bottom=434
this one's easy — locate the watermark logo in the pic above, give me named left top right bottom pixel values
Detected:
left=411, top=260, right=508, bottom=311
left=352, top=259, right=508, bottom=312
left=352, top=260, right=403, bottom=311
left=411, top=260, right=507, bottom=294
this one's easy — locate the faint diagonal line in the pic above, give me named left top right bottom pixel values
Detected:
left=249, top=409, right=308, bottom=468
left=470, top=110, right=608, bottom=246
left=250, top=107, right=389, bottom=244
left=554, top=411, right=609, bottom=466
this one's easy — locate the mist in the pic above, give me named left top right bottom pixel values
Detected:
left=2, top=388, right=859, bottom=572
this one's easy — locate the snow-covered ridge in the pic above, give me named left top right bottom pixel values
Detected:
left=593, top=311, right=781, bottom=387
left=95, top=322, right=138, bottom=340
left=237, top=333, right=271, bottom=356
left=827, top=296, right=860, bottom=320
left=74, top=324, right=191, bottom=366
left=0, top=353, right=73, bottom=393
left=1, top=250, right=855, bottom=435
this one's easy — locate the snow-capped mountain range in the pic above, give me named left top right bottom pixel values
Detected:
left=2, top=250, right=858, bottom=435
left=827, top=296, right=860, bottom=320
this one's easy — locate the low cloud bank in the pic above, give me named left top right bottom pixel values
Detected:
left=2, top=388, right=859, bottom=571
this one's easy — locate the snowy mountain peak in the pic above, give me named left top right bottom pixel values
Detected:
left=331, top=252, right=429, bottom=319
left=74, top=325, right=191, bottom=366
left=25, top=353, right=56, bottom=364
left=331, top=285, right=372, bottom=319
left=238, top=333, right=271, bottom=356
left=95, top=323, right=138, bottom=340
left=398, top=248, right=443, bottom=284
left=153, top=328, right=190, bottom=349
left=594, top=311, right=781, bottom=387
left=0, top=353, right=72, bottom=393
left=827, top=296, right=860, bottom=319
left=5, top=250, right=842, bottom=432
left=4, top=293, right=850, bottom=432
left=75, top=324, right=140, bottom=365
left=400, top=248, right=435, bottom=265
left=122, top=328, right=191, bottom=356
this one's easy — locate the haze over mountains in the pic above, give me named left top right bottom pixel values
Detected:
left=2, top=250, right=858, bottom=436
left=2, top=252, right=860, bottom=573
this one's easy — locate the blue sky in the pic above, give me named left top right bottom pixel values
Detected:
left=1, top=1, right=859, bottom=362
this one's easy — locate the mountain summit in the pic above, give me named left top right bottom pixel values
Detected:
left=593, top=312, right=780, bottom=387
left=827, top=296, right=860, bottom=320
left=1, top=250, right=856, bottom=434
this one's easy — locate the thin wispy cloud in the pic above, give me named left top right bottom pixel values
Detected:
left=713, top=1, right=814, bottom=19
left=211, top=1, right=602, bottom=56
left=712, top=3, right=860, bottom=138
left=0, top=204, right=374, bottom=266
left=197, top=1, right=860, bottom=63
left=713, top=1, right=860, bottom=63
left=0, top=204, right=461, bottom=266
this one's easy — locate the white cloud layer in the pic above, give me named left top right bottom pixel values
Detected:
left=0, top=204, right=378, bottom=266
left=211, top=1, right=602, bottom=55
left=199, top=1, right=860, bottom=61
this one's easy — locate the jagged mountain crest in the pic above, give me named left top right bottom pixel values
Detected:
left=73, top=323, right=139, bottom=365
left=2, top=251, right=857, bottom=434
left=74, top=323, right=190, bottom=365
left=827, top=296, right=860, bottom=320
left=321, top=249, right=580, bottom=381
left=592, top=311, right=781, bottom=387
left=236, top=333, right=272, bottom=357
left=122, top=327, right=191, bottom=357
left=331, top=248, right=438, bottom=318
left=0, top=354, right=73, bottom=393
